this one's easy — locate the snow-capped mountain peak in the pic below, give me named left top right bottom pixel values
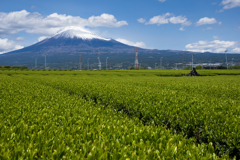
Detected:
left=52, top=26, right=110, bottom=41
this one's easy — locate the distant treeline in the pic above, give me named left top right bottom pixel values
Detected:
left=1, top=64, right=240, bottom=70
left=196, top=65, right=240, bottom=69
left=0, top=65, right=28, bottom=69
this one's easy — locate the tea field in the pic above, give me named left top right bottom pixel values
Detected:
left=0, top=69, right=240, bottom=159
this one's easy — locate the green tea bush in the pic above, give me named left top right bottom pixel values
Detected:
left=24, top=73, right=240, bottom=158
left=0, top=74, right=224, bottom=159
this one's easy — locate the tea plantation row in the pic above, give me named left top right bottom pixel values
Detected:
left=17, top=72, right=240, bottom=159
left=0, top=74, right=225, bottom=159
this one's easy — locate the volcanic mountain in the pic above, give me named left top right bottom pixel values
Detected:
left=2, top=26, right=233, bottom=69
left=0, top=27, right=168, bottom=67
left=5, top=27, right=149, bottom=56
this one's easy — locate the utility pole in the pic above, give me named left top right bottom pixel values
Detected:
left=225, top=49, right=228, bottom=70
left=79, top=55, right=82, bottom=70
left=35, top=57, right=38, bottom=69
left=45, top=54, right=47, bottom=69
left=192, top=54, right=194, bottom=70
left=106, top=57, right=108, bottom=70
left=181, top=54, right=184, bottom=69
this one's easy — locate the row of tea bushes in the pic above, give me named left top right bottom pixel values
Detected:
left=0, top=74, right=225, bottom=159
left=22, top=74, right=240, bottom=158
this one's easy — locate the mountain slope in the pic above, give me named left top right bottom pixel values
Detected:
left=1, top=26, right=224, bottom=68
left=5, top=26, right=146, bottom=56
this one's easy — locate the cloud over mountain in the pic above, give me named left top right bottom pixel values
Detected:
left=0, top=10, right=128, bottom=36
left=185, top=40, right=239, bottom=53
left=0, top=38, right=24, bottom=54
left=116, top=38, right=146, bottom=48
left=232, top=47, right=240, bottom=53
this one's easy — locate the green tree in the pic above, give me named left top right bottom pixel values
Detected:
left=195, top=66, right=202, bottom=69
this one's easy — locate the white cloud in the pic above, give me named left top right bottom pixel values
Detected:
left=187, top=49, right=213, bottom=53
left=0, top=10, right=128, bottom=36
left=218, top=21, right=222, bottom=25
left=221, top=0, right=240, bottom=10
left=185, top=40, right=238, bottom=53
left=145, top=13, right=191, bottom=30
left=214, top=48, right=228, bottom=53
left=137, top=18, right=146, bottom=23
left=146, top=13, right=171, bottom=25
left=212, top=2, right=217, bottom=5
left=213, top=36, right=220, bottom=39
left=182, top=20, right=192, bottom=26
left=16, top=37, right=24, bottom=41
left=88, top=13, right=128, bottom=27
left=232, top=47, right=240, bottom=53
left=159, top=0, right=166, bottom=2
left=38, top=36, right=48, bottom=42
left=169, top=16, right=187, bottom=24
left=196, top=17, right=217, bottom=26
left=0, top=38, right=24, bottom=54
left=116, top=38, right=146, bottom=48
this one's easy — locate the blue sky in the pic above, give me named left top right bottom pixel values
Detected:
left=0, top=0, right=240, bottom=54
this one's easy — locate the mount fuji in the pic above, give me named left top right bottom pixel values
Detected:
left=2, top=26, right=219, bottom=68
left=0, top=26, right=168, bottom=67
left=5, top=26, right=150, bottom=56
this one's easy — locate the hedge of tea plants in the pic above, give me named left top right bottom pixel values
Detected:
left=18, top=72, right=240, bottom=159
left=0, top=74, right=226, bottom=159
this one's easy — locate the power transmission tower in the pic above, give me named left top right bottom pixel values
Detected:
left=97, top=52, right=101, bottom=70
